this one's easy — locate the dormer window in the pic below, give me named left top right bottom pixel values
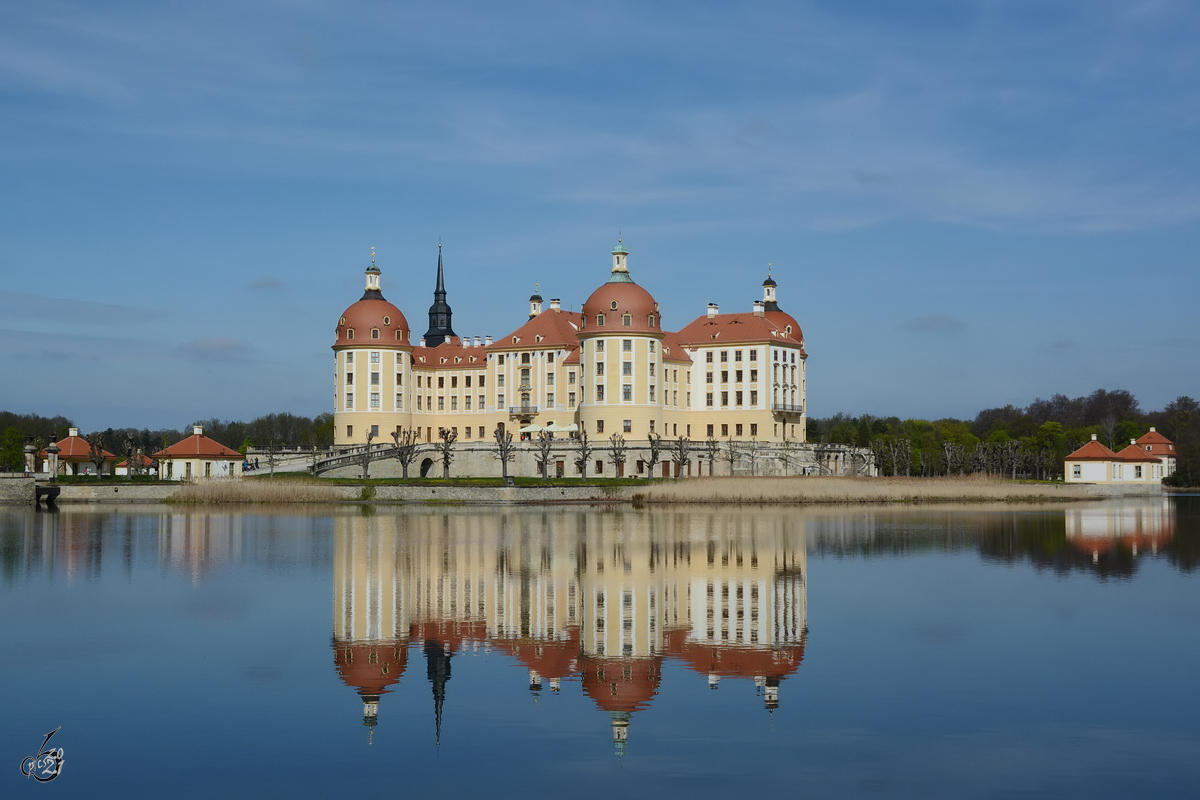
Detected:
left=347, top=329, right=355, bottom=340
left=395, top=330, right=403, bottom=340
left=622, top=314, right=632, bottom=326
left=597, top=314, right=606, bottom=326
left=383, top=316, right=391, bottom=325
left=371, top=328, right=380, bottom=339
left=610, top=300, right=619, bottom=310
left=786, top=325, right=793, bottom=334
left=648, top=314, right=655, bottom=327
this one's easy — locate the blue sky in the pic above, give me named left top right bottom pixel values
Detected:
left=1, top=0, right=1197, bottom=431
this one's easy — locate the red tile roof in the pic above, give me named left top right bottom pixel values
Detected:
left=46, top=434, right=115, bottom=461
left=1064, top=439, right=1120, bottom=461
left=490, top=309, right=582, bottom=351
left=676, top=311, right=805, bottom=350
left=411, top=338, right=490, bottom=370
left=1136, top=429, right=1175, bottom=453
left=153, top=433, right=241, bottom=458
left=1115, top=444, right=1160, bottom=463
left=660, top=331, right=693, bottom=364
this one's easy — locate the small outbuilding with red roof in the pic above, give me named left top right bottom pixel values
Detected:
left=152, top=425, right=243, bottom=481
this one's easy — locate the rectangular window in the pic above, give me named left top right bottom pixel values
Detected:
left=547, top=373, right=555, bottom=385
left=547, top=393, right=555, bottom=406
left=596, top=340, right=605, bottom=352
left=346, top=353, right=354, bottom=364
left=438, top=376, right=445, bottom=388
left=479, top=395, right=485, bottom=408
left=750, top=390, right=758, bottom=405
left=649, top=363, right=656, bottom=377
left=597, top=386, right=605, bottom=401
left=706, top=392, right=713, bottom=407
left=621, top=419, right=632, bottom=433
left=465, top=396, right=472, bottom=410
left=371, top=372, right=380, bottom=385
left=721, top=424, right=729, bottom=436
left=706, top=371, right=713, bottom=384
left=498, top=394, right=505, bottom=407
left=548, top=352, right=555, bottom=363
left=522, top=352, right=531, bottom=364
left=395, top=393, right=403, bottom=409
left=734, top=350, right=742, bottom=362
left=750, top=369, right=757, bottom=382
left=568, top=371, right=576, bottom=385
left=370, top=392, right=380, bottom=409
left=479, top=426, right=485, bottom=438
left=346, top=425, right=353, bottom=437
left=721, top=371, right=729, bottom=383
left=497, top=354, right=505, bottom=365
left=623, top=339, right=632, bottom=351
left=707, top=424, right=714, bottom=437
left=498, top=374, right=505, bottom=387
left=749, top=349, right=757, bottom=361
left=346, top=392, right=353, bottom=408
left=736, top=424, right=743, bottom=436
left=597, top=420, right=605, bottom=433
left=451, top=376, right=458, bottom=388
left=371, top=424, right=379, bottom=437
left=721, top=391, right=728, bottom=406
left=437, top=397, right=445, bottom=410
left=622, top=385, right=632, bottom=401
left=735, top=370, right=743, bottom=382
left=750, top=423, right=757, bottom=437
left=464, top=427, right=471, bottom=438
left=417, top=395, right=423, bottom=410
left=649, top=385, right=655, bottom=402
left=568, top=392, right=576, bottom=407
left=450, top=397, right=458, bottom=410
left=706, top=351, right=714, bottom=363
left=649, top=340, right=656, bottom=353
left=479, top=374, right=485, bottom=387
left=623, top=361, right=632, bottom=375
left=720, top=351, right=728, bottom=362
left=346, top=372, right=354, bottom=385
left=597, top=362, right=605, bottom=376
left=370, top=351, right=380, bottom=363
left=396, top=372, right=403, bottom=385
left=465, top=375, right=472, bottom=388
left=735, top=391, right=743, bottom=406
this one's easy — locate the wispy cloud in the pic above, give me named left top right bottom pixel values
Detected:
left=0, top=291, right=164, bottom=326
left=179, top=337, right=254, bottom=361
left=900, top=315, right=967, bottom=334
left=249, top=277, right=285, bottom=291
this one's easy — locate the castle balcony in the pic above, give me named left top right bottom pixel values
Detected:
left=508, top=405, right=539, bottom=418
left=772, top=403, right=805, bottom=414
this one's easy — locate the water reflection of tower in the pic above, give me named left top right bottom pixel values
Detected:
left=577, top=512, right=667, bottom=757
left=673, top=511, right=808, bottom=712
left=332, top=516, right=410, bottom=741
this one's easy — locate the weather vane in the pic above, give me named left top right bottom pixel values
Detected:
left=370, top=246, right=376, bottom=266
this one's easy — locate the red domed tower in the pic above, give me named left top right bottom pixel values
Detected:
left=333, top=250, right=414, bottom=445
left=577, top=240, right=667, bottom=441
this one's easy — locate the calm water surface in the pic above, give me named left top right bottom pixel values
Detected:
left=2, top=497, right=1198, bottom=798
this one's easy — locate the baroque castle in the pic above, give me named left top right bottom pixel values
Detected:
left=330, top=241, right=866, bottom=477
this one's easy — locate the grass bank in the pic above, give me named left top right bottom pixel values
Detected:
left=170, top=477, right=343, bottom=504
left=633, top=476, right=1092, bottom=505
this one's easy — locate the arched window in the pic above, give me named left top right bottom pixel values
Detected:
left=622, top=314, right=632, bottom=326
left=648, top=314, right=655, bottom=327
left=597, top=314, right=606, bottom=326
left=347, top=329, right=355, bottom=340
left=371, top=328, right=380, bottom=339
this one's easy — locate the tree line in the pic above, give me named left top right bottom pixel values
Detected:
left=0, top=411, right=335, bottom=471
left=807, top=389, right=1199, bottom=486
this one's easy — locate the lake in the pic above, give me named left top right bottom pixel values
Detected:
left=2, top=497, right=1198, bottom=798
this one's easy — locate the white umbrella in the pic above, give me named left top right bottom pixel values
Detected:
left=519, top=424, right=543, bottom=433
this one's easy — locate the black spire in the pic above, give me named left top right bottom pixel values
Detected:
left=423, top=244, right=457, bottom=346
left=424, top=640, right=452, bottom=747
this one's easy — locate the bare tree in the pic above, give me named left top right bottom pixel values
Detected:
left=264, top=441, right=281, bottom=477
left=123, top=434, right=139, bottom=479
left=745, top=438, right=759, bottom=476
left=607, top=433, right=628, bottom=478
left=493, top=425, right=516, bottom=482
left=359, top=430, right=376, bottom=479
left=573, top=431, right=595, bottom=479
left=645, top=433, right=663, bottom=478
left=669, top=436, right=690, bottom=478
left=704, top=436, right=719, bottom=476
left=534, top=430, right=555, bottom=479
left=435, top=427, right=458, bottom=479
left=723, top=438, right=739, bottom=475
left=780, top=437, right=797, bottom=476
left=391, top=428, right=420, bottom=479
left=86, top=432, right=107, bottom=476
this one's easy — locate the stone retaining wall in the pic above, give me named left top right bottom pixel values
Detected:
left=0, top=476, right=35, bottom=504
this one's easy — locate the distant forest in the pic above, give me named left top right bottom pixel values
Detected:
left=1, top=389, right=1197, bottom=485
left=807, top=390, right=1199, bottom=486
left=0, top=411, right=333, bottom=472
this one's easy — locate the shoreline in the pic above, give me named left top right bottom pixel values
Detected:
left=2, top=475, right=1169, bottom=506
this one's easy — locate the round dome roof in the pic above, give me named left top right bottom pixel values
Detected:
left=334, top=298, right=410, bottom=348
left=579, top=656, right=662, bottom=713
left=581, top=282, right=661, bottom=335
left=765, top=309, right=804, bottom=346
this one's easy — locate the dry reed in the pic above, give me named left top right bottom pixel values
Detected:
left=170, top=478, right=345, bottom=504
left=633, top=476, right=1091, bottom=505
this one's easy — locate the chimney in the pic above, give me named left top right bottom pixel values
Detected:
left=707, top=303, right=719, bottom=319
left=68, top=427, right=80, bottom=438
left=193, top=425, right=204, bottom=436
left=484, top=335, right=493, bottom=346
left=753, top=300, right=764, bottom=316
left=475, top=336, right=482, bottom=347
left=1150, top=426, right=1157, bottom=432
left=550, top=298, right=561, bottom=312
left=1091, top=434, right=1097, bottom=441
left=419, top=337, right=426, bottom=347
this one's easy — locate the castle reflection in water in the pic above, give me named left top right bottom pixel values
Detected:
left=1, top=498, right=1183, bottom=753
left=331, top=508, right=808, bottom=751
